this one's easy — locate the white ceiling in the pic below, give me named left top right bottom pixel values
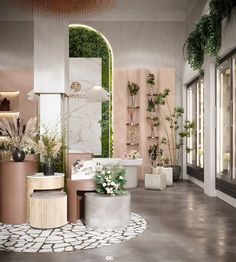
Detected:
left=0, top=0, right=199, bottom=21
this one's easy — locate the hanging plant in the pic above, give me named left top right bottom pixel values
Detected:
left=183, top=0, right=236, bottom=72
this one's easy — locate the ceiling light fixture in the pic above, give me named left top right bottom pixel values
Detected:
left=10, top=0, right=115, bottom=19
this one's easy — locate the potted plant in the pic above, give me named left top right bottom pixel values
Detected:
left=0, top=97, right=10, bottom=111
left=30, top=131, right=62, bottom=176
left=0, top=117, right=38, bottom=161
left=127, top=149, right=140, bottom=160
left=147, top=73, right=155, bottom=94
left=95, top=165, right=127, bottom=195
left=154, top=89, right=195, bottom=181
left=128, top=81, right=140, bottom=107
left=147, top=98, right=156, bottom=117
left=148, top=144, right=158, bottom=167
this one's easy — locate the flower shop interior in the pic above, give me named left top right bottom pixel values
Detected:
left=1, top=0, right=236, bottom=261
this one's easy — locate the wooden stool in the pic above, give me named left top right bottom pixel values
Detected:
left=29, top=191, right=67, bottom=229
left=145, top=173, right=166, bottom=190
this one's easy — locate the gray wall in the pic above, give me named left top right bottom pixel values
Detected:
left=83, top=21, right=185, bottom=106
left=0, top=21, right=34, bottom=69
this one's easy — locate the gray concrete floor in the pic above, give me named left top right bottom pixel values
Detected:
left=1, top=181, right=236, bottom=262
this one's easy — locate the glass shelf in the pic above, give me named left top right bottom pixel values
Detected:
left=127, top=106, right=140, bottom=109
left=0, top=111, right=19, bottom=114
left=146, top=93, right=157, bottom=96
left=146, top=116, right=157, bottom=120
left=126, top=143, right=139, bottom=146
left=126, top=123, right=139, bottom=126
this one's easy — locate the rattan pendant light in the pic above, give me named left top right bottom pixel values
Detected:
left=11, top=0, right=115, bottom=19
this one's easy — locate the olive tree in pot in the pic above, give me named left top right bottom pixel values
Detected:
left=154, top=89, right=195, bottom=181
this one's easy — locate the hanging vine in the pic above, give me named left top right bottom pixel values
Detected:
left=183, top=0, right=236, bottom=72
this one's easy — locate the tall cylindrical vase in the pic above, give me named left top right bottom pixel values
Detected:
left=131, top=95, right=136, bottom=107
left=44, top=157, right=54, bottom=176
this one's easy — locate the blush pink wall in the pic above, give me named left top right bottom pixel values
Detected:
left=113, top=68, right=175, bottom=179
left=0, top=69, right=37, bottom=122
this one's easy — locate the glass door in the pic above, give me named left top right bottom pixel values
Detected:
left=216, top=59, right=232, bottom=181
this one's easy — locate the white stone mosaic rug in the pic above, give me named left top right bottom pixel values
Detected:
left=0, top=213, right=147, bottom=253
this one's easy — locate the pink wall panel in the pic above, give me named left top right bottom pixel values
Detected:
left=0, top=69, right=36, bottom=121
left=113, top=68, right=175, bottom=179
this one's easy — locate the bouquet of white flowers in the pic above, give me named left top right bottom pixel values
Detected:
left=95, top=165, right=127, bottom=195
left=127, top=150, right=140, bottom=159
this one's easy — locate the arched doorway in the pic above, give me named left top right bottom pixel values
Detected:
left=69, top=24, right=113, bottom=157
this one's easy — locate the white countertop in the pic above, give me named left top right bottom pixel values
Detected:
left=27, top=173, right=65, bottom=178
left=92, top=158, right=143, bottom=166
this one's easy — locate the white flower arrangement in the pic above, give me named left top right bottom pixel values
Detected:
left=127, top=150, right=140, bottom=160
left=95, top=165, right=127, bottom=195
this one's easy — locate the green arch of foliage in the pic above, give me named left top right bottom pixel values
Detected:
left=69, top=26, right=113, bottom=157
left=183, top=0, right=236, bottom=72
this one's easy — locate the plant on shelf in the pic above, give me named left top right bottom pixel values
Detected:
left=30, top=130, right=62, bottom=176
left=147, top=98, right=156, bottom=116
left=95, top=165, right=127, bottom=195
left=0, top=117, right=38, bottom=162
left=154, top=88, right=195, bottom=181
left=128, top=81, right=140, bottom=107
left=183, top=0, right=236, bottom=72
left=148, top=144, right=158, bottom=167
left=147, top=72, right=155, bottom=93
left=0, top=97, right=10, bottom=111
left=127, top=150, right=140, bottom=159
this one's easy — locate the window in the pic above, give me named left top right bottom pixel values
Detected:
left=187, top=78, right=204, bottom=169
left=216, top=52, right=236, bottom=183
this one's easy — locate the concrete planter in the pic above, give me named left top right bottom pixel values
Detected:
left=85, top=192, right=131, bottom=230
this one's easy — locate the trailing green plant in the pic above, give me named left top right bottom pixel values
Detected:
left=95, top=165, right=127, bottom=195
left=69, top=26, right=112, bottom=157
left=154, top=89, right=195, bottom=165
left=183, top=0, right=236, bottom=72
left=128, top=81, right=140, bottom=96
left=147, top=73, right=155, bottom=86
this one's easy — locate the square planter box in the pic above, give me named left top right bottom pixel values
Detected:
left=145, top=173, right=166, bottom=190
left=152, top=166, right=173, bottom=187
left=85, top=192, right=131, bottom=230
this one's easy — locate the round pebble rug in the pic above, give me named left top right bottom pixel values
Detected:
left=0, top=213, right=147, bottom=253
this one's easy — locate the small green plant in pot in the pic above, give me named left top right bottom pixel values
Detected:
left=155, top=89, right=195, bottom=181
left=128, top=81, right=140, bottom=107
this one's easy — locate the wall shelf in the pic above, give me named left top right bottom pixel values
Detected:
left=127, top=106, right=140, bottom=109
left=147, top=136, right=159, bottom=139
left=126, top=143, right=139, bottom=146
left=126, top=123, right=139, bottom=126
left=146, top=93, right=157, bottom=96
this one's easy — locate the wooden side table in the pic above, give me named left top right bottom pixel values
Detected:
left=0, top=160, right=37, bottom=224
left=26, top=173, right=65, bottom=221
left=67, top=179, right=95, bottom=223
